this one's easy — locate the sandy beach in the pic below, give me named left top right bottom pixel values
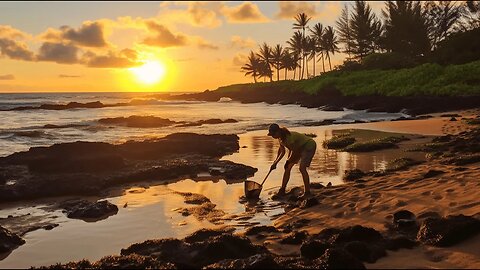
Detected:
left=1, top=109, right=477, bottom=268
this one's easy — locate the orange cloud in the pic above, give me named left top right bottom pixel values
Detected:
left=0, top=74, right=15, bottom=80
left=230, top=35, right=256, bottom=49
left=82, top=49, right=142, bottom=68
left=142, top=21, right=188, bottom=47
left=275, top=1, right=317, bottom=19
left=232, top=52, right=248, bottom=66
left=0, top=25, right=35, bottom=61
left=39, top=21, right=108, bottom=47
left=222, top=2, right=270, bottom=23
left=156, top=2, right=223, bottom=28
left=0, top=25, right=31, bottom=39
left=36, top=42, right=80, bottom=64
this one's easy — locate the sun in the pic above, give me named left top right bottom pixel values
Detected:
left=129, top=60, right=166, bottom=84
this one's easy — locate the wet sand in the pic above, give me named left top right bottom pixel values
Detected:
left=0, top=109, right=479, bottom=268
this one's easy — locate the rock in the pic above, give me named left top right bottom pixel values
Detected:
left=43, top=224, right=59, bottom=231
left=343, top=169, right=366, bottom=182
left=300, top=240, right=330, bottom=259
left=59, top=200, right=118, bottom=221
left=344, top=241, right=372, bottom=262
left=423, top=170, right=445, bottom=178
left=385, top=236, right=417, bottom=251
left=310, top=182, right=324, bottom=189
left=245, top=225, right=278, bottom=236
left=204, top=254, right=279, bottom=269
left=393, top=210, right=417, bottom=229
left=121, top=232, right=266, bottom=268
left=98, top=116, right=177, bottom=128
left=314, top=225, right=384, bottom=245
left=450, top=117, right=457, bottom=121
left=417, top=214, right=480, bottom=247
left=313, top=248, right=366, bottom=269
left=417, top=211, right=441, bottom=220
left=300, top=197, right=319, bottom=209
left=327, top=182, right=332, bottom=187
left=280, top=231, right=309, bottom=245
left=0, top=225, right=25, bottom=253
left=184, top=228, right=227, bottom=243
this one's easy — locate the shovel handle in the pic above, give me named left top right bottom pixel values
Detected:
left=260, top=167, right=273, bottom=186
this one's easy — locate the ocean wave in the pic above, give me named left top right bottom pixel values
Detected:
left=0, top=130, right=54, bottom=140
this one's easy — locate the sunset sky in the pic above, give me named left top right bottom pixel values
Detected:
left=0, top=1, right=384, bottom=93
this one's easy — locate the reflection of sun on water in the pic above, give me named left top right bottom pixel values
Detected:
left=129, top=60, right=166, bottom=84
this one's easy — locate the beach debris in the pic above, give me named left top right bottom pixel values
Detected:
left=58, top=199, right=119, bottom=222
left=417, top=214, right=480, bottom=247
left=0, top=225, right=25, bottom=254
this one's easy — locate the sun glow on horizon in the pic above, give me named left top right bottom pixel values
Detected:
left=129, top=60, right=167, bottom=85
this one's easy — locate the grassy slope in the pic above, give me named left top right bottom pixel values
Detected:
left=216, top=60, right=480, bottom=97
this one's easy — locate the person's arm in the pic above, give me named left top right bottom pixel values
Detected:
left=271, top=145, right=286, bottom=170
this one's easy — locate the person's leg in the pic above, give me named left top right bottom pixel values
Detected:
left=299, top=142, right=316, bottom=196
left=279, top=161, right=295, bottom=194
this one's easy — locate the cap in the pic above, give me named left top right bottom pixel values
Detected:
left=267, top=123, right=280, bottom=136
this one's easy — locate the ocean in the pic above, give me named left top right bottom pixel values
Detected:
left=0, top=92, right=408, bottom=157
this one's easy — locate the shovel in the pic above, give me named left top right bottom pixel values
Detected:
left=244, top=167, right=273, bottom=199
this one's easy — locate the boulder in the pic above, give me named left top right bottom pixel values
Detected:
left=417, top=214, right=480, bottom=247
left=280, top=231, right=309, bottom=245
left=300, top=240, right=330, bottom=259
left=245, top=225, right=278, bottom=236
left=204, top=254, right=279, bottom=269
left=59, top=200, right=118, bottom=221
left=393, top=210, right=417, bottom=229
left=0, top=225, right=25, bottom=253
left=313, top=248, right=366, bottom=269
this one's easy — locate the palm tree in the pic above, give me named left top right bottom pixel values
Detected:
left=271, top=44, right=284, bottom=81
left=293, top=12, right=311, bottom=79
left=304, top=36, right=316, bottom=78
left=310, top=22, right=325, bottom=76
left=257, top=43, right=273, bottom=82
left=322, top=26, right=340, bottom=71
left=257, top=61, right=273, bottom=82
left=287, top=31, right=303, bottom=80
left=241, top=51, right=260, bottom=83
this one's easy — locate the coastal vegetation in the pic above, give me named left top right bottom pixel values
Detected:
left=238, top=1, right=480, bottom=97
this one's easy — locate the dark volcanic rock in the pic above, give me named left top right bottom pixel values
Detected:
left=184, top=228, right=228, bottom=243
left=385, top=236, right=417, bottom=251
left=393, top=210, right=417, bottom=229
left=98, top=115, right=177, bottom=128
left=417, top=214, right=480, bottom=247
left=177, top=118, right=238, bottom=127
left=59, top=200, right=119, bottom=221
left=121, top=232, right=266, bottom=268
left=423, top=169, right=445, bottom=178
left=300, top=240, right=331, bottom=259
left=280, top=231, right=309, bottom=245
left=300, top=197, right=319, bottom=208
left=245, top=225, right=278, bottom=236
left=0, top=225, right=25, bottom=253
left=313, top=248, right=366, bottom=269
left=344, top=169, right=366, bottom=182
left=204, top=254, right=279, bottom=269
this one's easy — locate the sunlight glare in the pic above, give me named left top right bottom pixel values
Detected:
left=130, top=61, right=166, bottom=84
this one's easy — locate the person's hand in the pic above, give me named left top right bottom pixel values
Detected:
left=270, top=163, right=277, bottom=171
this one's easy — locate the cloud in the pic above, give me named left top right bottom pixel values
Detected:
left=82, top=49, right=142, bottom=68
left=37, top=42, right=80, bottom=64
left=142, top=21, right=188, bottom=47
left=156, top=2, right=223, bottom=28
left=58, top=74, right=82, bottom=78
left=230, top=35, right=256, bottom=49
left=275, top=1, right=317, bottom=19
left=40, top=21, right=108, bottom=47
left=232, top=52, right=248, bottom=66
left=222, top=2, right=270, bottom=23
left=0, top=38, right=35, bottom=61
left=0, top=74, right=15, bottom=80
left=0, top=25, right=31, bottom=39
left=315, top=2, right=343, bottom=22
left=196, top=38, right=219, bottom=50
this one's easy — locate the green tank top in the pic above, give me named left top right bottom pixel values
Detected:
left=280, top=131, right=315, bottom=151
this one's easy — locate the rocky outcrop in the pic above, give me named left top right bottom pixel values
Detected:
left=58, top=200, right=119, bottom=222
left=0, top=225, right=25, bottom=254
left=417, top=214, right=480, bottom=247
left=98, top=116, right=177, bottom=128
left=0, top=133, right=257, bottom=203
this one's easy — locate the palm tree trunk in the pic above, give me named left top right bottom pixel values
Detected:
left=293, top=67, right=296, bottom=80
left=284, top=68, right=287, bottom=80
left=253, top=74, right=257, bottom=83
left=306, top=57, right=309, bottom=78
left=321, top=54, right=325, bottom=73
left=277, top=67, right=280, bottom=82
left=328, top=53, right=332, bottom=71
left=313, top=53, right=316, bottom=77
